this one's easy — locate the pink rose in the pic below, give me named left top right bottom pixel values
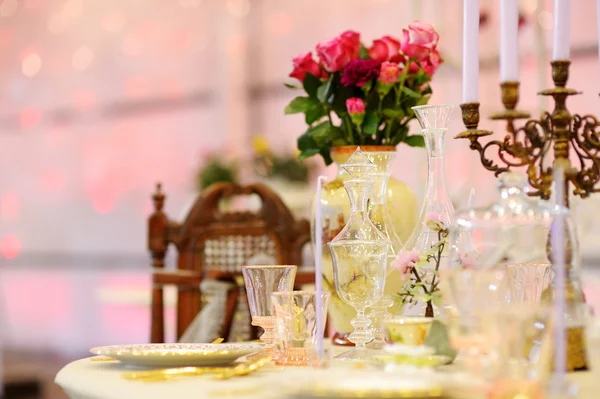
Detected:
left=400, top=21, right=439, bottom=60
left=392, top=249, right=420, bottom=276
left=317, top=31, right=360, bottom=72
left=378, top=61, right=401, bottom=84
left=368, top=35, right=401, bottom=63
left=421, top=50, right=443, bottom=76
left=289, top=52, right=323, bottom=81
left=346, top=97, right=365, bottom=115
left=340, top=30, right=361, bottom=61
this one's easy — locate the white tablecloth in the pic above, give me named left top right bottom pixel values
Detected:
left=56, top=356, right=598, bottom=399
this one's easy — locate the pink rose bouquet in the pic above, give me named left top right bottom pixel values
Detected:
left=285, top=23, right=443, bottom=165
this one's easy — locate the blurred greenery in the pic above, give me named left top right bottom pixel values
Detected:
left=198, top=157, right=238, bottom=190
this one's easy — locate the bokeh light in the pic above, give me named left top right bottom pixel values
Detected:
left=72, top=46, right=94, bottom=71
left=20, top=106, right=41, bottom=129
left=1, top=234, right=21, bottom=259
left=103, top=12, right=125, bottom=33
left=41, top=169, right=66, bottom=194
left=22, top=52, right=42, bottom=77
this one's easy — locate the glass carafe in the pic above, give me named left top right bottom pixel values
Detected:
left=400, top=105, right=454, bottom=317
left=328, top=148, right=391, bottom=361
left=364, top=151, right=402, bottom=350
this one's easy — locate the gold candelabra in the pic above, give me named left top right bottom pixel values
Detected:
left=457, top=60, right=591, bottom=371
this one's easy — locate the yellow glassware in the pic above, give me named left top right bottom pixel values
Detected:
left=384, top=316, right=434, bottom=346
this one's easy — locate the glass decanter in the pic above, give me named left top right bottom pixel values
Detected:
left=328, top=148, right=391, bottom=361
left=364, top=150, right=403, bottom=350
left=401, top=104, right=454, bottom=318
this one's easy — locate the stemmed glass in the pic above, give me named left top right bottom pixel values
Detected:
left=241, top=265, right=297, bottom=356
left=328, top=148, right=391, bottom=361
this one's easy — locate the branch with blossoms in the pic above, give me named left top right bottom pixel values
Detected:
left=392, top=212, right=449, bottom=318
left=285, top=22, right=443, bottom=165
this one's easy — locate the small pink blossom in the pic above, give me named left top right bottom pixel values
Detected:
left=392, top=249, right=420, bottom=276
left=459, top=253, right=475, bottom=269
left=426, top=211, right=440, bottom=222
left=425, top=210, right=448, bottom=222
left=346, top=97, right=365, bottom=115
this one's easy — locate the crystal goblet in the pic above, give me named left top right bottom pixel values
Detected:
left=329, top=240, right=389, bottom=361
left=241, top=265, right=297, bottom=356
left=271, top=291, right=329, bottom=366
left=505, top=262, right=552, bottom=304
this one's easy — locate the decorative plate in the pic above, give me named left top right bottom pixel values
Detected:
left=287, top=370, right=444, bottom=399
left=89, top=343, right=262, bottom=367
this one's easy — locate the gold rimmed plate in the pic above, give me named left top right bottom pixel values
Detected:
left=90, top=343, right=262, bottom=368
left=288, top=373, right=444, bottom=399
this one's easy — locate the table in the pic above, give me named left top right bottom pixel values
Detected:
left=56, top=355, right=597, bottom=399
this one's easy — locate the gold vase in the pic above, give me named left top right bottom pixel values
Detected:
left=312, top=145, right=419, bottom=343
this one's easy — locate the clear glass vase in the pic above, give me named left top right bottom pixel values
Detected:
left=401, top=105, right=455, bottom=318
left=328, top=148, right=390, bottom=361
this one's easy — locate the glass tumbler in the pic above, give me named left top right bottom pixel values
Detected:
left=272, top=291, right=330, bottom=366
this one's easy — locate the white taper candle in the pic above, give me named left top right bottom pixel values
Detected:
left=462, top=0, right=480, bottom=103
left=552, top=0, right=571, bottom=60
left=500, top=0, right=519, bottom=82
left=315, top=176, right=326, bottom=360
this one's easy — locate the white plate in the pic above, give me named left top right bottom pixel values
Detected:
left=89, top=343, right=262, bottom=367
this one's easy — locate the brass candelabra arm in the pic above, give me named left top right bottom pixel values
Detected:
left=455, top=60, right=600, bottom=202
left=569, top=113, right=600, bottom=198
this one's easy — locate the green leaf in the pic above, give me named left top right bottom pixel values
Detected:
left=303, top=73, right=321, bottom=99
left=401, top=86, right=422, bottom=99
left=305, top=104, right=326, bottom=125
left=382, top=108, right=405, bottom=120
left=309, top=121, right=334, bottom=144
left=284, top=97, right=314, bottom=114
left=424, top=320, right=457, bottom=359
left=297, top=130, right=319, bottom=153
left=284, top=82, right=300, bottom=89
left=416, top=96, right=431, bottom=106
left=405, top=135, right=425, bottom=147
left=359, top=44, right=370, bottom=59
left=317, top=76, right=333, bottom=103
left=299, top=148, right=320, bottom=159
left=362, top=112, right=379, bottom=135
left=319, top=148, right=333, bottom=165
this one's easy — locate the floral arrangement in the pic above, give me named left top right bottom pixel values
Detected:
left=392, top=211, right=449, bottom=317
left=285, top=22, right=443, bottom=165
left=252, top=136, right=312, bottom=183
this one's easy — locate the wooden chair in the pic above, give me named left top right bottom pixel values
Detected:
left=147, top=182, right=314, bottom=343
